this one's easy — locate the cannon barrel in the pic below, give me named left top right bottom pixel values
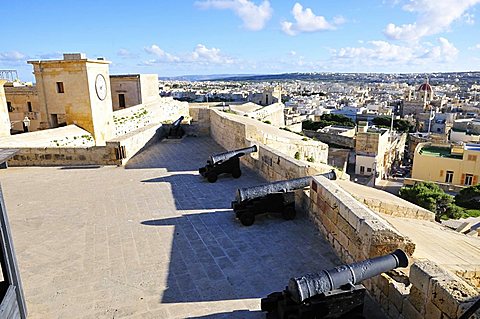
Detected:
left=171, top=116, right=184, bottom=128
left=288, top=249, right=409, bottom=303
left=235, top=170, right=336, bottom=203
left=209, top=145, right=257, bottom=165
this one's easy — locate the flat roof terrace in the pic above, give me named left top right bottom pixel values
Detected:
left=1, top=137, right=341, bottom=319
left=419, top=145, right=463, bottom=159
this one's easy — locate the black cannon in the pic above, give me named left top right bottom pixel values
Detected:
left=167, top=116, right=185, bottom=139
left=199, top=145, right=258, bottom=183
left=232, top=170, right=336, bottom=226
left=261, top=249, right=409, bottom=319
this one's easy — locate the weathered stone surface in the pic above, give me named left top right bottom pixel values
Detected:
left=3, top=137, right=347, bottom=319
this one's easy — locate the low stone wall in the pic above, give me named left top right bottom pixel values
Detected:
left=190, top=104, right=479, bottom=319
left=7, top=123, right=165, bottom=166
left=107, top=123, right=166, bottom=165
left=303, top=129, right=355, bottom=148
left=8, top=146, right=117, bottom=166
left=358, top=197, right=434, bottom=221
left=188, top=106, right=210, bottom=136
left=309, top=175, right=479, bottom=319
left=309, top=176, right=415, bottom=263
left=208, top=108, right=329, bottom=166
left=406, top=260, right=479, bottom=319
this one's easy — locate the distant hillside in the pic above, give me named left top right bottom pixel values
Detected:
left=160, top=71, right=480, bottom=85
left=158, top=74, right=255, bottom=81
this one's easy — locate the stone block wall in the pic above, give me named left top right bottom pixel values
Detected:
left=406, top=261, right=479, bottom=319
left=188, top=106, right=210, bottom=136
left=7, top=123, right=165, bottom=167
left=358, top=198, right=435, bottom=221
left=108, top=123, right=165, bottom=165
left=303, top=129, right=355, bottom=149
left=189, top=104, right=479, bottom=319
left=8, top=146, right=118, bottom=166
left=309, top=176, right=415, bottom=263
left=309, top=175, right=480, bottom=319
left=309, top=175, right=416, bottom=317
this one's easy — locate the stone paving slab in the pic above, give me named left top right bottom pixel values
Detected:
left=0, top=137, right=340, bottom=318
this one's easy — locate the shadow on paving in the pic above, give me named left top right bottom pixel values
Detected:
left=186, top=310, right=263, bottom=319
left=141, top=172, right=261, bottom=210
left=125, top=137, right=227, bottom=171
left=141, top=211, right=340, bottom=304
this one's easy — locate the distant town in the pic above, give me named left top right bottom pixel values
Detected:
left=0, top=54, right=479, bottom=318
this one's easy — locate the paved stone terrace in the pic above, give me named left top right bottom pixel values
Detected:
left=1, top=137, right=340, bottom=319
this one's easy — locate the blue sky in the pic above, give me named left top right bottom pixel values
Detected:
left=1, top=0, right=480, bottom=81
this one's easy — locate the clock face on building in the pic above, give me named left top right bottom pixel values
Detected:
left=95, top=74, right=107, bottom=101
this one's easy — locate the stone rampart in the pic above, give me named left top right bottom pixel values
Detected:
left=309, top=175, right=479, bottom=319
left=303, top=129, right=355, bottom=148
left=189, top=104, right=479, bottom=319
left=8, top=123, right=165, bottom=166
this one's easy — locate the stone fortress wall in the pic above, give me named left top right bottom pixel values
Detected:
left=6, top=98, right=188, bottom=166
left=189, top=105, right=480, bottom=319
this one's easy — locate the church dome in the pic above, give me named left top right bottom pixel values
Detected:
left=417, top=82, right=433, bottom=92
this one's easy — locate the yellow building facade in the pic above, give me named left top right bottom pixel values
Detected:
left=28, top=54, right=114, bottom=145
left=411, top=143, right=480, bottom=187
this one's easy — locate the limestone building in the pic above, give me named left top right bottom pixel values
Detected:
left=28, top=53, right=114, bottom=145
left=355, top=123, right=406, bottom=182
left=248, top=86, right=282, bottom=106
left=1, top=53, right=162, bottom=145
left=3, top=83, right=40, bottom=132
left=401, top=81, right=435, bottom=117
left=410, top=143, right=480, bottom=188
left=0, top=81, right=12, bottom=136
left=110, top=74, right=159, bottom=110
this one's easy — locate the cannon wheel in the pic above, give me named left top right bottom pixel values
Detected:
left=282, top=205, right=296, bottom=220
left=239, top=212, right=255, bottom=226
left=207, top=172, right=218, bottom=183
left=232, top=169, right=242, bottom=178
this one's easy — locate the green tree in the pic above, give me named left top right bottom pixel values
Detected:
left=455, top=184, right=480, bottom=209
left=302, top=114, right=355, bottom=131
left=399, top=182, right=464, bottom=220
left=372, top=116, right=414, bottom=133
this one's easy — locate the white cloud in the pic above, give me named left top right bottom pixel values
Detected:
left=384, top=0, right=480, bottom=41
left=195, top=0, right=272, bottom=31
left=142, top=44, right=234, bottom=66
left=191, top=44, right=234, bottom=64
left=0, top=51, right=26, bottom=62
left=421, top=37, right=459, bottom=62
left=144, top=45, right=180, bottom=62
left=117, top=48, right=138, bottom=58
left=282, top=3, right=343, bottom=36
left=332, top=37, right=459, bottom=66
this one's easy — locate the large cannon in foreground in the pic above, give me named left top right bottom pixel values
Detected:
left=199, top=145, right=257, bottom=183
left=261, top=249, right=409, bottom=319
left=232, top=171, right=336, bottom=226
left=167, top=116, right=185, bottom=139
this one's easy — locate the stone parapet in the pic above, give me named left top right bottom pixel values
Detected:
left=408, top=260, right=479, bottom=319
left=358, top=197, right=434, bottom=221
left=7, top=123, right=165, bottom=167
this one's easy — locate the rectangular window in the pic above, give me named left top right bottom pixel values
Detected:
left=445, top=171, right=454, bottom=183
left=367, top=167, right=372, bottom=173
left=465, top=174, right=473, bottom=186
left=6, top=102, right=13, bottom=112
left=468, top=154, right=477, bottom=161
left=56, top=82, right=64, bottom=93
left=360, top=166, right=365, bottom=174
left=27, top=101, right=32, bottom=112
